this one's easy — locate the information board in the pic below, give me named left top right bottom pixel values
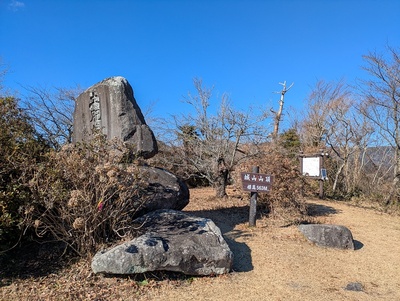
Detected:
left=301, top=156, right=321, bottom=177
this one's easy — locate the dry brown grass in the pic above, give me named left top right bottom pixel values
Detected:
left=1, top=186, right=400, bottom=301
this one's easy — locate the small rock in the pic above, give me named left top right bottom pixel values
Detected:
left=345, top=282, right=364, bottom=291
left=298, top=224, right=355, bottom=250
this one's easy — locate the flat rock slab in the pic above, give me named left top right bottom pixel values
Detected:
left=91, top=210, right=233, bottom=275
left=298, top=224, right=355, bottom=250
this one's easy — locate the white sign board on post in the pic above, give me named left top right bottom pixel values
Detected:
left=300, top=151, right=328, bottom=199
left=301, top=156, right=321, bottom=177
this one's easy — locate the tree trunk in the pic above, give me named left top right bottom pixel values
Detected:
left=272, top=81, right=293, bottom=142
left=272, top=98, right=284, bottom=142
left=388, top=101, right=400, bottom=207
left=332, top=161, right=345, bottom=193
left=387, top=145, right=400, bottom=206
left=215, top=158, right=228, bottom=198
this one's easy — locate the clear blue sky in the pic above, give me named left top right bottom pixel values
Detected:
left=1, top=0, right=399, bottom=125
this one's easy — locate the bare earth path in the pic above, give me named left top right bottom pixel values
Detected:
left=1, top=187, right=400, bottom=300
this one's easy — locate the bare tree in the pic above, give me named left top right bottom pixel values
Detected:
left=343, top=114, right=374, bottom=195
left=171, top=78, right=269, bottom=197
left=271, top=81, right=293, bottom=142
left=324, top=93, right=373, bottom=194
left=299, top=80, right=345, bottom=149
left=299, top=79, right=374, bottom=197
left=21, top=85, right=83, bottom=150
left=358, top=45, right=400, bottom=205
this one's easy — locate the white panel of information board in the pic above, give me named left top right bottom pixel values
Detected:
left=302, top=156, right=320, bottom=177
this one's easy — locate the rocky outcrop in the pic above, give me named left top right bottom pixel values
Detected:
left=91, top=210, right=233, bottom=276
left=73, top=76, right=158, bottom=159
left=298, top=224, right=355, bottom=250
left=137, top=166, right=189, bottom=216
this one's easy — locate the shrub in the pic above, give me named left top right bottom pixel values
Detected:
left=238, top=145, right=310, bottom=225
left=25, top=135, right=148, bottom=257
left=0, top=97, right=48, bottom=250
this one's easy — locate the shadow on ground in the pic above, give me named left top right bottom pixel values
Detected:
left=0, top=241, right=74, bottom=282
left=186, top=205, right=254, bottom=273
left=306, top=203, right=340, bottom=216
left=354, top=240, right=364, bottom=250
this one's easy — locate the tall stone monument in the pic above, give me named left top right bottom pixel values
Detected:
left=73, top=76, right=158, bottom=159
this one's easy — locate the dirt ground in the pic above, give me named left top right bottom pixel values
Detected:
left=1, top=186, right=400, bottom=301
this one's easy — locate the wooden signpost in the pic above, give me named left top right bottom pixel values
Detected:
left=240, top=166, right=273, bottom=227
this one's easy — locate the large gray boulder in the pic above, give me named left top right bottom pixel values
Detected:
left=73, top=76, right=158, bottom=159
left=137, top=166, right=189, bottom=216
left=298, top=224, right=355, bottom=250
left=91, top=210, right=233, bottom=275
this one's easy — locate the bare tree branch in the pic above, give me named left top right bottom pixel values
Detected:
left=21, top=85, right=83, bottom=150
left=357, top=45, right=400, bottom=205
left=158, top=78, right=270, bottom=197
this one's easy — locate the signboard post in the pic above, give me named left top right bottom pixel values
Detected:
left=300, top=150, right=328, bottom=199
left=240, top=167, right=273, bottom=227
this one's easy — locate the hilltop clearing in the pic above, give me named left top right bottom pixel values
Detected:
left=1, top=187, right=399, bottom=301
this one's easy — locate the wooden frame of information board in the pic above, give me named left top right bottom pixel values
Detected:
left=299, top=150, right=329, bottom=198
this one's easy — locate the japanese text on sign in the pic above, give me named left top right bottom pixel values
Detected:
left=242, top=173, right=272, bottom=183
left=240, top=172, right=273, bottom=193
